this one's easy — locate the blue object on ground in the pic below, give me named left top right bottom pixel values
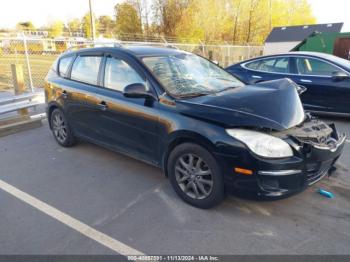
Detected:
left=318, top=189, right=334, bottom=198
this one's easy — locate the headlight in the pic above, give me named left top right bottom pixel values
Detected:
left=226, top=129, right=293, bottom=158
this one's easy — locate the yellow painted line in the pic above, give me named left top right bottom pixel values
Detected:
left=0, top=179, right=144, bottom=256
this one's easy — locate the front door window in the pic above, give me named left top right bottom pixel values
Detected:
left=104, top=57, right=145, bottom=92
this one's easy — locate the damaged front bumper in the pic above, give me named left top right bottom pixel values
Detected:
left=256, top=134, right=345, bottom=197
left=216, top=120, right=346, bottom=198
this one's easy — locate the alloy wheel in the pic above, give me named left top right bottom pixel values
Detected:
left=175, top=153, right=213, bottom=199
left=52, top=112, right=68, bottom=144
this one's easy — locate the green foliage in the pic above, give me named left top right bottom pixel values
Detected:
left=98, top=16, right=115, bottom=38
left=155, top=0, right=189, bottom=37
left=22, top=0, right=316, bottom=43
left=82, top=13, right=100, bottom=39
left=175, top=0, right=232, bottom=42
left=114, top=3, right=142, bottom=38
left=67, top=19, right=82, bottom=34
left=16, top=21, right=35, bottom=31
left=48, top=20, right=64, bottom=38
left=173, top=0, right=316, bottom=44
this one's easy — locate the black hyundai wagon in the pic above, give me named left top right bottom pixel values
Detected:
left=45, top=45, right=345, bottom=208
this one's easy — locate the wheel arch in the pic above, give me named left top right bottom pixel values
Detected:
left=47, top=102, right=63, bottom=129
left=162, top=130, right=217, bottom=177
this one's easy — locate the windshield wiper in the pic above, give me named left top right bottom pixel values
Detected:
left=214, top=77, right=236, bottom=82
left=214, top=86, right=236, bottom=93
left=176, top=91, right=213, bottom=98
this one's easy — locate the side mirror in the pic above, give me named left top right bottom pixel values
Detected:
left=332, top=71, right=349, bottom=82
left=123, top=83, right=155, bottom=99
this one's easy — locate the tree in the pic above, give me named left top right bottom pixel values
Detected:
left=114, top=3, right=142, bottom=38
left=16, top=21, right=35, bottom=31
left=153, top=0, right=189, bottom=37
left=175, top=0, right=231, bottom=43
left=61, top=0, right=316, bottom=44
left=231, top=0, right=242, bottom=44
left=245, top=0, right=260, bottom=42
left=82, top=13, right=99, bottom=39
left=67, top=18, right=82, bottom=35
left=172, top=0, right=315, bottom=44
left=48, top=20, right=64, bottom=38
left=271, top=0, right=316, bottom=27
left=127, top=0, right=152, bottom=35
left=127, top=0, right=144, bottom=31
left=98, top=15, right=115, bottom=38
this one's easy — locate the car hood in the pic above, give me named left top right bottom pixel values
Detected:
left=175, top=78, right=305, bottom=131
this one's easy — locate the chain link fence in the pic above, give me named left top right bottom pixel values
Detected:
left=0, top=36, right=263, bottom=94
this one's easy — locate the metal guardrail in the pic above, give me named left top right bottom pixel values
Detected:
left=0, top=91, right=44, bottom=115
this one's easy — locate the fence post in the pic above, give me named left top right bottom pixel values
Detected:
left=228, top=45, right=231, bottom=65
left=247, top=43, right=251, bottom=59
left=22, top=33, right=34, bottom=93
left=199, top=40, right=205, bottom=57
left=11, top=64, right=29, bottom=116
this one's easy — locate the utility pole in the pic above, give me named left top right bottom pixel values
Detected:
left=269, top=0, right=272, bottom=31
left=89, top=0, right=96, bottom=41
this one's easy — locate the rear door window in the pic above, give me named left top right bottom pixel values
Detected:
left=246, top=57, right=290, bottom=73
left=58, top=56, right=74, bottom=77
left=273, top=58, right=289, bottom=73
left=71, top=56, right=102, bottom=85
left=295, top=57, right=340, bottom=76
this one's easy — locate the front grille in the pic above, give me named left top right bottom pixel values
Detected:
left=299, top=135, right=331, bottom=144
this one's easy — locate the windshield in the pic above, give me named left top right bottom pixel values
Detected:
left=142, top=53, right=244, bottom=97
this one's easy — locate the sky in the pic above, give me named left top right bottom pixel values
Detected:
left=0, top=0, right=349, bottom=31
left=0, top=0, right=121, bottom=28
left=308, top=0, right=350, bottom=31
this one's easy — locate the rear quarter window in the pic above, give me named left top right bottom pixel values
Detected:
left=51, top=57, right=59, bottom=72
left=245, top=60, right=261, bottom=70
left=58, top=56, right=74, bottom=77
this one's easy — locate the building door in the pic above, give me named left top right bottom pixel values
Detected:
left=333, top=37, right=350, bottom=60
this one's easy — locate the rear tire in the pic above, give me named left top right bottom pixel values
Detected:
left=167, top=143, right=225, bottom=209
left=50, top=108, right=76, bottom=147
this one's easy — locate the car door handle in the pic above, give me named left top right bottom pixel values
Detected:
left=252, top=75, right=262, bottom=79
left=97, top=101, right=108, bottom=111
left=300, top=79, right=312, bottom=83
left=61, top=90, right=68, bottom=99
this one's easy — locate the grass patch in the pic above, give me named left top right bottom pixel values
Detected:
left=0, top=54, right=58, bottom=91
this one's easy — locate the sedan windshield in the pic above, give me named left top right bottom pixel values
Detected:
left=142, top=53, right=244, bottom=97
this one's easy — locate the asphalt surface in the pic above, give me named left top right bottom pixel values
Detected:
left=0, top=117, right=350, bottom=255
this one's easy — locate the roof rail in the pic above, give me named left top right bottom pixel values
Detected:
left=65, top=41, right=123, bottom=52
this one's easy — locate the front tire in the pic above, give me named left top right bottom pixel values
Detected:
left=50, top=108, right=76, bottom=147
left=167, top=143, right=225, bottom=209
